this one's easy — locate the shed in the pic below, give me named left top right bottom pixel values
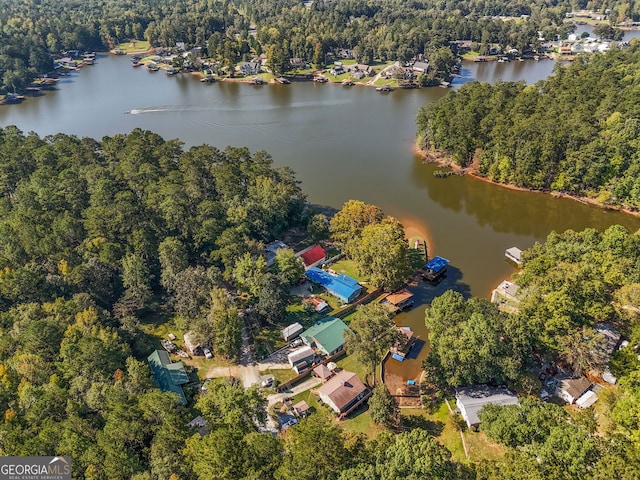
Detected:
left=505, top=247, right=523, bottom=266
left=305, top=267, right=362, bottom=303
left=576, top=390, right=598, bottom=409
left=317, top=369, right=369, bottom=414
left=282, top=322, right=304, bottom=341
left=455, top=385, right=519, bottom=428
left=148, top=350, right=189, bottom=405
left=287, top=345, right=316, bottom=368
left=183, top=331, right=203, bottom=356
left=265, top=240, right=287, bottom=267
left=292, top=400, right=311, bottom=418
left=301, top=317, right=351, bottom=356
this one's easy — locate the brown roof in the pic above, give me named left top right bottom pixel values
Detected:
left=317, top=370, right=367, bottom=412
left=313, top=364, right=334, bottom=381
left=384, top=289, right=414, bottom=306
left=559, top=375, right=591, bottom=399
left=293, top=400, right=310, bottom=413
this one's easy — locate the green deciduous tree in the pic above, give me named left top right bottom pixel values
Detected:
left=345, top=303, right=400, bottom=385
left=368, top=384, right=399, bottom=428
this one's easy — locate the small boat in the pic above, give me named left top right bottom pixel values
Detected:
left=376, top=85, right=393, bottom=92
left=131, top=61, right=141, bottom=67
left=147, top=64, right=159, bottom=71
left=314, top=76, right=328, bottom=83
left=113, top=48, right=126, bottom=55
left=422, top=256, right=449, bottom=282
left=200, top=75, right=216, bottom=83
left=252, top=77, right=266, bottom=85
left=342, top=80, right=355, bottom=86
left=166, top=67, right=179, bottom=75
left=275, top=77, right=291, bottom=84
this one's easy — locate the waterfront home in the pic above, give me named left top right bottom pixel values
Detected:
left=300, top=317, right=351, bottom=356
left=148, top=350, right=189, bottom=404
left=317, top=369, right=369, bottom=415
left=329, top=65, right=345, bottom=75
left=238, top=61, right=261, bottom=76
left=290, top=58, right=305, bottom=69
left=304, top=267, right=362, bottom=303
left=455, top=385, right=519, bottom=429
left=412, top=61, right=429, bottom=73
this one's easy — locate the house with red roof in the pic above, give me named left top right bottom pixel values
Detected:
left=296, top=245, right=327, bottom=270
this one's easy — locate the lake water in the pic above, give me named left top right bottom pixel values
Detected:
left=2, top=51, right=639, bottom=381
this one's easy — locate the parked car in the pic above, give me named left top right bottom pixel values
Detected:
left=261, top=375, right=275, bottom=388
left=203, top=347, right=213, bottom=359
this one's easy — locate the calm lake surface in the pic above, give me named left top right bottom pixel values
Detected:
left=2, top=51, right=639, bottom=380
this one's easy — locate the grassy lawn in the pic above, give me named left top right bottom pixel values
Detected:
left=336, top=354, right=374, bottom=385
left=114, top=40, right=151, bottom=54
left=402, top=401, right=507, bottom=463
left=263, top=367, right=297, bottom=385
left=329, top=259, right=366, bottom=281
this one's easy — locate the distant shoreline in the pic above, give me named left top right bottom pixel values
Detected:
left=413, top=144, right=640, bottom=217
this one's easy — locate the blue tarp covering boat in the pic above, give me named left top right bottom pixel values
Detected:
left=424, top=256, right=449, bottom=273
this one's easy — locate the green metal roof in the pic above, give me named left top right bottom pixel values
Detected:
left=301, top=317, right=350, bottom=355
left=148, top=350, right=188, bottom=404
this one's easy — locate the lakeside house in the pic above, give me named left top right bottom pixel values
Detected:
left=148, top=350, right=189, bottom=404
left=317, top=369, right=370, bottom=415
left=300, top=317, right=351, bottom=356
left=304, top=267, right=362, bottom=303
left=455, top=385, right=519, bottom=429
left=412, top=61, right=429, bottom=73
left=238, top=61, right=261, bottom=76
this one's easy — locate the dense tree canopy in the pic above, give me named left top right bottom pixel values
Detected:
left=417, top=44, right=640, bottom=208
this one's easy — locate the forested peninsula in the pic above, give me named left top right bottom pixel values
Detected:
left=416, top=42, right=640, bottom=210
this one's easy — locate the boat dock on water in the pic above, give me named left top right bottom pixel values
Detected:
left=422, top=255, right=449, bottom=282
left=505, top=247, right=523, bottom=267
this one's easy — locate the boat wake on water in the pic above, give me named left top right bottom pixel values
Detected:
left=124, top=106, right=191, bottom=115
